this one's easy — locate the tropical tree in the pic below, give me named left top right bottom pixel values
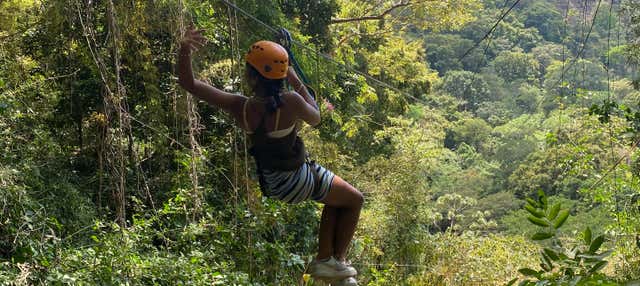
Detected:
left=440, top=70, right=492, bottom=112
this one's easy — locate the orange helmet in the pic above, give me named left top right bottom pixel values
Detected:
left=245, top=40, right=289, bottom=80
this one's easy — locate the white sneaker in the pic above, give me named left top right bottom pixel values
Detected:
left=334, top=277, right=358, bottom=286
left=309, top=257, right=357, bottom=280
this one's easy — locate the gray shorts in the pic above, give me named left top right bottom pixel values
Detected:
left=260, top=160, right=335, bottom=204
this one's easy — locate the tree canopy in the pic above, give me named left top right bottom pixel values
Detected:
left=1, top=0, right=639, bottom=285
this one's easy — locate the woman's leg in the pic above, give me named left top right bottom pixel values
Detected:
left=319, top=175, right=364, bottom=261
left=317, top=205, right=338, bottom=260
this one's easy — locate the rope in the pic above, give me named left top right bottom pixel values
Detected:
left=605, top=0, right=619, bottom=219
left=177, top=0, right=205, bottom=220
left=583, top=136, right=640, bottom=194
left=276, top=28, right=314, bottom=98
left=126, top=113, right=238, bottom=190
left=75, top=0, right=132, bottom=225
left=221, top=1, right=256, bottom=277
left=225, top=0, right=240, bottom=227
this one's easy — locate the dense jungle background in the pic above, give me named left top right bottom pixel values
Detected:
left=2, top=0, right=640, bottom=285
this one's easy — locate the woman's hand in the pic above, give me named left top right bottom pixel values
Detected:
left=180, top=25, right=207, bottom=54
left=176, top=24, right=244, bottom=119
left=287, top=69, right=319, bottom=111
left=286, top=68, right=302, bottom=87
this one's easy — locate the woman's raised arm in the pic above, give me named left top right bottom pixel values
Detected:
left=177, top=25, right=243, bottom=114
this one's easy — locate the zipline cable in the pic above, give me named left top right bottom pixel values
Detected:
left=548, top=0, right=604, bottom=93
left=536, top=0, right=604, bottom=110
left=473, top=0, right=512, bottom=71
left=459, top=0, right=522, bottom=60
left=218, top=0, right=429, bottom=105
left=552, top=0, right=572, bottom=197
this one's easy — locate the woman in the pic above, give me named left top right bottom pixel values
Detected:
left=177, top=26, right=363, bottom=285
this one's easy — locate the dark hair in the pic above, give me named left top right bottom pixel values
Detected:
left=245, top=63, right=285, bottom=113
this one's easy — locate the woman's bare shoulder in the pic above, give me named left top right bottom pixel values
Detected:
left=281, top=90, right=304, bottom=104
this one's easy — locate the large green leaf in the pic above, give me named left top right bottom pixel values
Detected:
left=553, top=210, right=569, bottom=229
left=527, top=216, right=550, bottom=227
left=525, top=204, right=545, bottom=218
left=589, top=235, right=606, bottom=253
left=518, top=268, right=540, bottom=278
left=547, top=203, right=560, bottom=220
left=531, top=232, right=554, bottom=240
left=588, top=261, right=608, bottom=274
left=537, top=190, right=548, bottom=209
left=543, top=248, right=560, bottom=261
left=583, top=227, right=592, bottom=245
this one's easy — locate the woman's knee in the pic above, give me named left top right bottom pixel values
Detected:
left=323, top=176, right=364, bottom=209
left=337, top=179, right=363, bottom=209
left=350, top=188, right=364, bottom=209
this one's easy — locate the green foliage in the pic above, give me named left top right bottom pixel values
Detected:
left=414, top=233, right=537, bottom=285
left=531, top=43, right=566, bottom=74
left=280, top=0, right=338, bottom=49
left=491, top=51, right=540, bottom=84
left=544, top=59, right=608, bottom=95
left=366, top=35, right=438, bottom=96
left=440, top=70, right=491, bottom=111
left=424, top=34, right=482, bottom=75
left=450, top=118, right=492, bottom=153
left=354, top=114, right=447, bottom=276
left=520, top=0, right=564, bottom=42
left=2, top=0, right=640, bottom=284
left=511, top=191, right=615, bottom=285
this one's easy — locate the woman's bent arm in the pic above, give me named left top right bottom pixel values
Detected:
left=286, top=69, right=320, bottom=126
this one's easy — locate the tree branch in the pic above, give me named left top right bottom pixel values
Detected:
left=330, top=1, right=411, bottom=24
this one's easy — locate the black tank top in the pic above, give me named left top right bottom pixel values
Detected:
left=248, top=110, right=306, bottom=171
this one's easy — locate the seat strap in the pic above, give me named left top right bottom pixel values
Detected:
left=274, top=108, right=281, bottom=131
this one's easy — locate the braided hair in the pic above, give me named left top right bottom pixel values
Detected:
left=246, top=63, right=285, bottom=113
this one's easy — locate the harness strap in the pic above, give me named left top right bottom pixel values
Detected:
left=243, top=98, right=250, bottom=131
